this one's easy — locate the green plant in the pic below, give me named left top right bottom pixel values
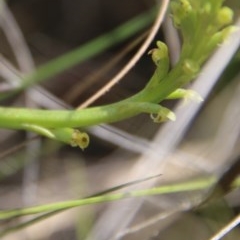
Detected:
left=0, top=174, right=239, bottom=237
left=0, top=0, right=235, bottom=149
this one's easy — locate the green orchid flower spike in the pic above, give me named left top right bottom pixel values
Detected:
left=0, top=0, right=235, bottom=149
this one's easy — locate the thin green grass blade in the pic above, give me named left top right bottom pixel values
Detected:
left=0, top=176, right=217, bottom=220
left=12, top=8, right=156, bottom=92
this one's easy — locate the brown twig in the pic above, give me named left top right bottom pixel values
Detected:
left=78, top=0, right=170, bottom=108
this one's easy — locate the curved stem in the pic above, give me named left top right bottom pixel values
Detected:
left=0, top=59, right=190, bottom=130
left=0, top=0, right=234, bottom=140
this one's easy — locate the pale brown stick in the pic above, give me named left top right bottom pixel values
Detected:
left=78, top=0, right=170, bottom=109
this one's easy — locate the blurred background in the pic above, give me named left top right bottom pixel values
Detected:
left=0, top=0, right=240, bottom=239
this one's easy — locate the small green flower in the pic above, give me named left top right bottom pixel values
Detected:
left=70, top=130, right=90, bottom=150
left=171, top=0, right=193, bottom=28
left=151, top=106, right=176, bottom=123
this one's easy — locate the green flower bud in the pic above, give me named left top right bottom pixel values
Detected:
left=148, top=41, right=168, bottom=67
left=208, top=26, right=237, bottom=52
left=202, top=3, right=211, bottom=15
left=182, top=59, right=199, bottom=76
left=171, top=0, right=192, bottom=27
left=217, top=7, right=234, bottom=27
left=166, top=88, right=203, bottom=103
left=70, top=130, right=89, bottom=150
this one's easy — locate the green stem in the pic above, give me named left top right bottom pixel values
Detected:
left=2, top=175, right=240, bottom=221
left=0, top=102, right=163, bottom=129
left=0, top=61, right=192, bottom=129
left=0, top=176, right=217, bottom=220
